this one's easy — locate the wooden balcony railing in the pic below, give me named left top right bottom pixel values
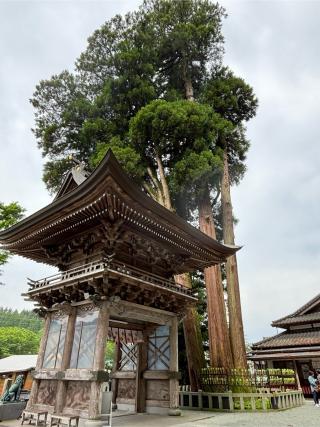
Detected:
left=27, top=259, right=194, bottom=298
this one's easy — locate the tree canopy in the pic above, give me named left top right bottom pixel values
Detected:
left=30, top=0, right=258, bottom=374
left=31, top=0, right=229, bottom=194
left=0, top=202, right=25, bottom=268
left=0, top=308, right=43, bottom=333
left=0, top=327, right=40, bottom=358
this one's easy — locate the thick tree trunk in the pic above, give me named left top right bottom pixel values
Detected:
left=175, top=274, right=206, bottom=391
left=221, top=149, right=247, bottom=368
left=155, top=154, right=172, bottom=209
left=198, top=186, right=233, bottom=368
left=184, top=78, right=194, bottom=101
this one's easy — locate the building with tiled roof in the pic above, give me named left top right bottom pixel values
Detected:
left=0, top=355, right=37, bottom=395
left=249, top=293, right=320, bottom=395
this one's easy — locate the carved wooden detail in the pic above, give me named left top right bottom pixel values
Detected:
left=146, top=380, right=169, bottom=401
left=51, top=308, right=69, bottom=319
left=117, top=379, right=136, bottom=399
left=100, top=218, right=127, bottom=258
left=76, top=303, right=98, bottom=313
left=64, top=381, right=91, bottom=410
left=37, top=380, right=57, bottom=406
left=42, top=231, right=100, bottom=269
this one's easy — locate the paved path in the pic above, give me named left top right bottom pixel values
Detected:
left=112, top=400, right=319, bottom=427
left=3, top=400, right=319, bottom=427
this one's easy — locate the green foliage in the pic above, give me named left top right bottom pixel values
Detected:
left=90, top=136, right=145, bottom=181
left=0, top=308, right=43, bottom=333
left=233, top=397, right=272, bottom=411
left=129, top=99, right=229, bottom=207
left=0, top=202, right=25, bottom=267
left=200, top=66, right=258, bottom=185
left=31, top=0, right=232, bottom=195
left=130, top=99, right=220, bottom=159
left=170, top=150, right=222, bottom=205
left=104, top=341, right=115, bottom=372
left=0, top=327, right=40, bottom=358
left=31, top=9, right=159, bottom=192
left=201, top=67, right=258, bottom=126
left=143, top=0, right=226, bottom=96
left=0, top=202, right=24, bottom=230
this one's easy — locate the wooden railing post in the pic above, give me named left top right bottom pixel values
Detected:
left=178, top=389, right=304, bottom=412
left=228, top=390, right=234, bottom=411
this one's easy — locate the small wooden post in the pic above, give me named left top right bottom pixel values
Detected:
left=262, top=396, right=267, bottom=410
left=228, top=391, right=234, bottom=411
left=218, top=395, right=223, bottom=410
left=240, top=396, right=244, bottom=411
left=88, top=301, right=110, bottom=420
left=111, top=339, right=121, bottom=405
left=169, top=316, right=181, bottom=416
left=26, top=313, right=51, bottom=409
left=251, top=396, right=256, bottom=411
left=55, top=306, right=77, bottom=414
left=293, top=360, right=301, bottom=390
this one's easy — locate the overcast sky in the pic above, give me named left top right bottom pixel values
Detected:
left=0, top=0, right=319, bottom=344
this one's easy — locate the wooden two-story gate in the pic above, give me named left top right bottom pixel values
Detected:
left=0, top=151, right=237, bottom=421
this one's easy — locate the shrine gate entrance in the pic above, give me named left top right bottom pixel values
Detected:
left=28, top=296, right=181, bottom=417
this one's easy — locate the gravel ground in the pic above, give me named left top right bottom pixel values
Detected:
left=2, top=400, right=318, bottom=427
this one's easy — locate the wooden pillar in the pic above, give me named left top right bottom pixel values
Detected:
left=111, top=340, right=121, bottom=405
left=169, top=316, right=181, bottom=416
left=54, top=306, right=77, bottom=414
left=135, top=333, right=148, bottom=413
left=88, top=301, right=110, bottom=419
left=293, top=360, right=301, bottom=390
left=26, top=313, right=51, bottom=409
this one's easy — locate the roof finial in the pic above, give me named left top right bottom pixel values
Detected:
left=68, top=154, right=82, bottom=166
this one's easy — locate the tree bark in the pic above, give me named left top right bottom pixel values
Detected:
left=221, top=148, right=247, bottom=368
left=155, top=154, right=172, bottom=209
left=184, top=77, right=194, bottom=101
left=198, top=186, right=233, bottom=368
left=175, top=273, right=206, bottom=391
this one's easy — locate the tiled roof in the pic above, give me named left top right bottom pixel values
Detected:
left=252, top=329, right=320, bottom=350
left=0, top=355, right=37, bottom=373
left=272, top=312, right=320, bottom=327
left=273, top=293, right=320, bottom=327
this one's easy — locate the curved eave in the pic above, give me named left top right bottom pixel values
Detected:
left=0, top=150, right=239, bottom=261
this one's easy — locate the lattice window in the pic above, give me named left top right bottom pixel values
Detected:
left=43, top=315, right=67, bottom=369
left=119, top=343, right=138, bottom=371
left=148, top=325, right=170, bottom=370
left=70, top=310, right=98, bottom=369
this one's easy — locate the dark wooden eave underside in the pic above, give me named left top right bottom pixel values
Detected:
left=0, top=151, right=238, bottom=273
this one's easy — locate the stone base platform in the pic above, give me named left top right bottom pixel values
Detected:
left=0, top=401, right=27, bottom=421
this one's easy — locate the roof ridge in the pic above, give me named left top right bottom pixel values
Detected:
left=272, top=293, right=320, bottom=326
